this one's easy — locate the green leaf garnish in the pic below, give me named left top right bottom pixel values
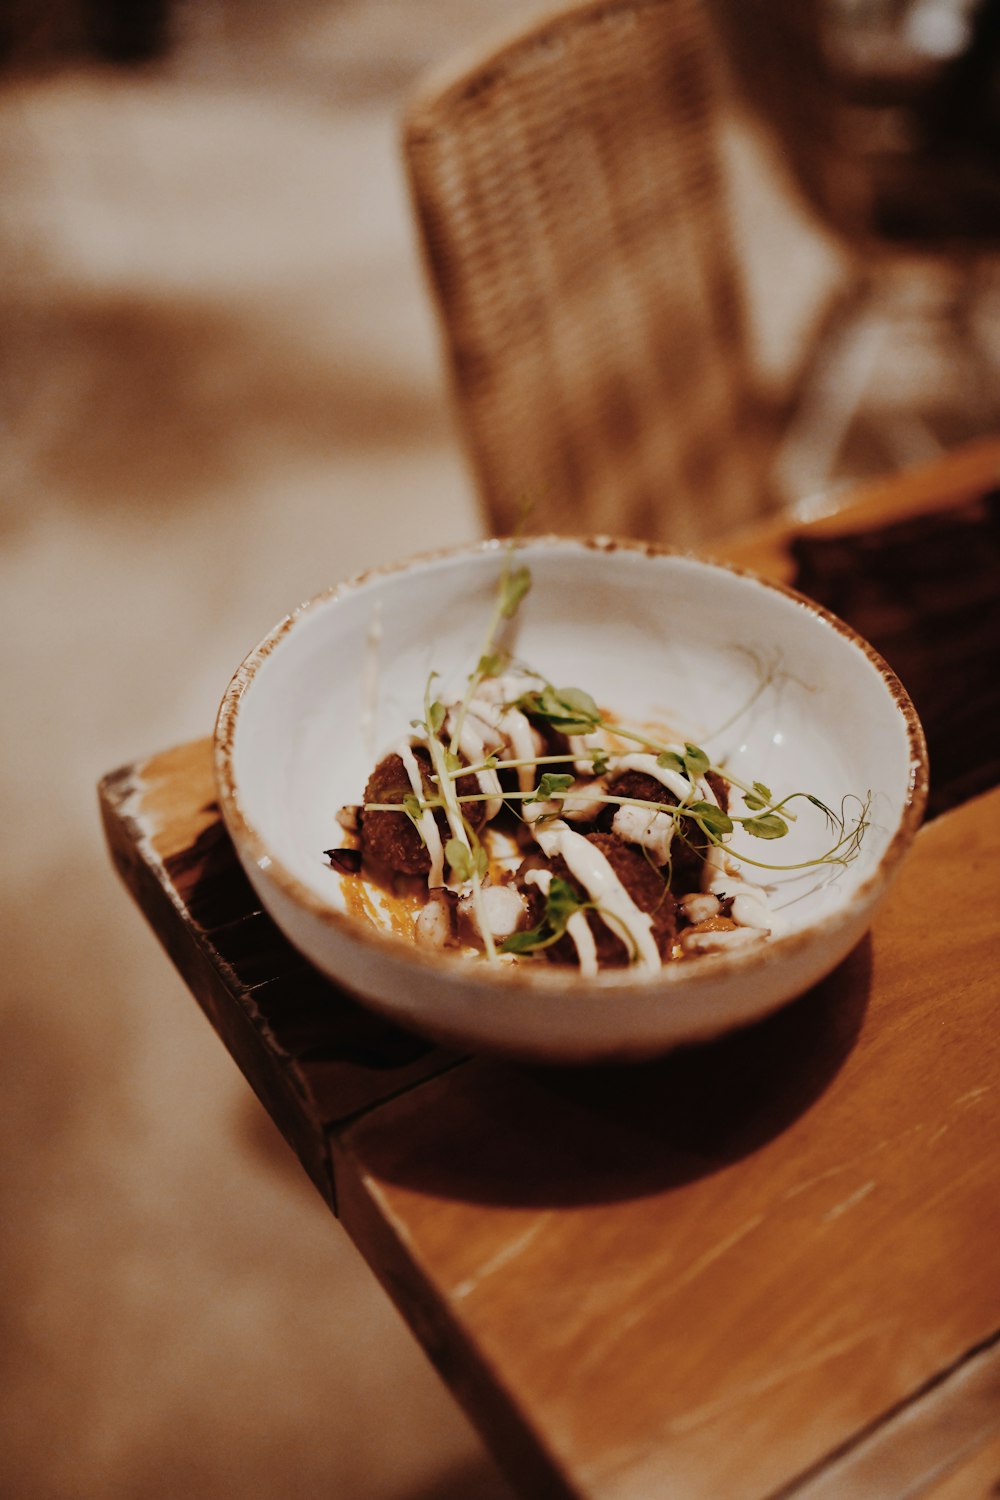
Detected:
left=683, top=743, right=710, bottom=779
left=518, top=683, right=602, bottom=735
left=590, top=749, right=610, bottom=775
left=743, top=780, right=775, bottom=812
left=559, top=686, right=601, bottom=721
left=500, top=877, right=591, bottom=954
left=689, top=801, right=733, bottom=839
left=656, top=749, right=687, bottom=776
left=445, top=838, right=487, bottom=884
left=528, top=772, right=575, bottom=802
left=654, top=745, right=709, bottom=782
left=743, top=812, right=788, bottom=840
left=546, top=875, right=588, bottom=929
left=499, top=924, right=549, bottom=954
left=427, top=700, right=446, bottom=735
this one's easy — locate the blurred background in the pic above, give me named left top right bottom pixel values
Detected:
left=0, top=2, right=996, bottom=1497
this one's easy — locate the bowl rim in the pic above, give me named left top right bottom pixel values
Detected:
left=213, top=534, right=930, bottom=994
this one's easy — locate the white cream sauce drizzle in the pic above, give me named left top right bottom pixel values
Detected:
left=475, top=675, right=545, bottom=792
left=607, top=751, right=706, bottom=863
left=396, top=738, right=445, bottom=888
left=532, top=820, right=661, bottom=972
left=567, top=732, right=606, bottom=776
left=611, top=804, right=676, bottom=864
left=459, top=882, right=525, bottom=942
left=565, top=910, right=599, bottom=975
left=701, top=845, right=772, bottom=931
left=562, top=780, right=609, bottom=823
left=445, top=706, right=504, bottom=819
left=390, top=671, right=771, bottom=964
left=610, top=751, right=707, bottom=805
left=498, top=705, right=544, bottom=792
left=523, top=866, right=598, bottom=975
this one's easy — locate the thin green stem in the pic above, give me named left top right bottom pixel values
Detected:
left=435, top=752, right=587, bottom=782
left=422, top=674, right=496, bottom=960
left=365, top=785, right=868, bottom=874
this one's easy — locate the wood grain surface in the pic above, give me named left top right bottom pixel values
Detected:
left=331, top=783, right=1000, bottom=1500
left=98, top=439, right=1000, bottom=1500
left=918, top=1429, right=1000, bottom=1500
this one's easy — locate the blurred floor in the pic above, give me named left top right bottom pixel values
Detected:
left=0, top=6, right=519, bottom=1499
left=0, top=4, right=993, bottom=1499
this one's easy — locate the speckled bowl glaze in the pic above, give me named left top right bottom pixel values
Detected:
left=214, top=537, right=928, bottom=1062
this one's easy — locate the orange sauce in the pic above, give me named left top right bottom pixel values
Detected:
left=338, top=864, right=422, bottom=941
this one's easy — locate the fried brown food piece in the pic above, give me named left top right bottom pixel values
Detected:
left=359, top=747, right=486, bottom=876
left=706, top=770, right=730, bottom=814
left=359, top=752, right=429, bottom=874
left=543, top=831, right=677, bottom=967
left=601, top=769, right=731, bottom=891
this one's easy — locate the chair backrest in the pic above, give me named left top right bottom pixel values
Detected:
left=403, top=0, right=765, bottom=544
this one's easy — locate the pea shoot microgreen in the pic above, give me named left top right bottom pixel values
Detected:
left=448, top=549, right=532, bottom=758
left=500, top=876, right=594, bottom=955
left=742, top=781, right=774, bottom=811
left=446, top=837, right=488, bottom=884
left=357, top=557, right=872, bottom=964
left=419, top=670, right=497, bottom=958
left=659, top=743, right=710, bottom=780
left=515, top=683, right=603, bottom=735
left=500, top=564, right=532, bottom=621
left=527, top=772, right=576, bottom=803
left=401, top=792, right=428, bottom=845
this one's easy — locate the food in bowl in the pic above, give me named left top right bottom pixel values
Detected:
left=328, top=555, right=871, bottom=976
left=214, top=538, right=927, bottom=1061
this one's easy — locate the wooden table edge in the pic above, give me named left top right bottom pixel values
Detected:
left=99, top=760, right=343, bottom=1206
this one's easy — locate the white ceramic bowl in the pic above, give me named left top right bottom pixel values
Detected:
left=214, top=538, right=928, bottom=1062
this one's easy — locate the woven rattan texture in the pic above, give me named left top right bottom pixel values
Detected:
left=404, top=0, right=764, bottom=545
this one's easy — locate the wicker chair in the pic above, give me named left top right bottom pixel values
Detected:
left=402, top=0, right=770, bottom=545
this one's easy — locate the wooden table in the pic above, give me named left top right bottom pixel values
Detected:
left=100, top=441, right=1000, bottom=1500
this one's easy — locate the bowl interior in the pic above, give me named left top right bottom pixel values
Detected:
left=222, top=539, right=920, bottom=960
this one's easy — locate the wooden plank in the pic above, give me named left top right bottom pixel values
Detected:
left=334, top=786, right=1000, bottom=1500
left=98, top=742, right=460, bottom=1210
